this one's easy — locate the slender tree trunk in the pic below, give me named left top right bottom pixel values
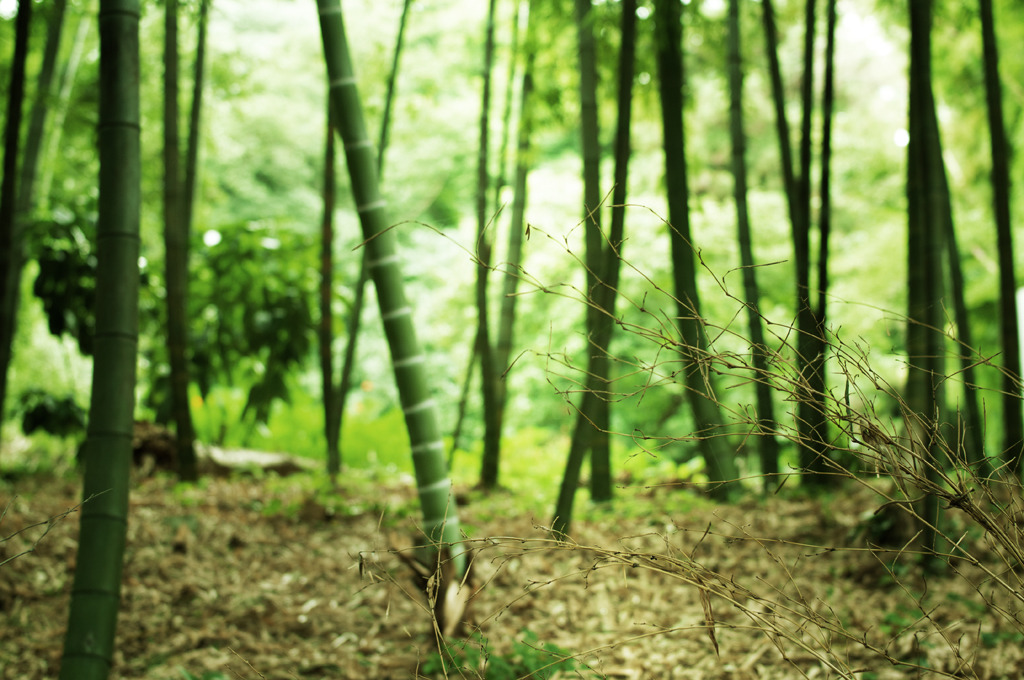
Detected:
left=495, top=0, right=533, bottom=439
left=2, top=0, right=71, bottom=444
left=728, top=0, right=779, bottom=490
left=4, top=2, right=68, bottom=429
left=448, top=340, right=477, bottom=467
left=654, top=0, right=737, bottom=497
left=942, top=195, right=985, bottom=472
left=320, top=102, right=342, bottom=479
left=334, top=257, right=367, bottom=466
left=575, top=0, right=602, bottom=274
left=604, top=0, right=635, bottom=306
left=569, top=0, right=614, bottom=503
left=374, top=0, right=411, bottom=183
left=553, top=0, right=636, bottom=534
left=477, top=0, right=502, bottom=490
left=590, top=0, right=635, bottom=501
left=330, top=0, right=411, bottom=471
left=164, top=0, right=198, bottom=481
left=553, top=0, right=616, bottom=533
left=183, top=0, right=210, bottom=233
left=553, top=396, right=592, bottom=536
left=18, top=0, right=67, bottom=218
left=0, top=0, right=32, bottom=450
left=817, top=0, right=836, bottom=331
left=806, top=0, right=836, bottom=481
left=793, top=0, right=830, bottom=484
left=315, top=0, right=464, bottom=573
left=759, top=0, right=797, bottom=230
left=761, top=0, right=829, bottom=483
left=482, top=0, right=523, bottom=481
left=491, top=0, right=521, bottom=221
left=37, top=9, right=90, bottom=208
left=979, top=0, right=1022, bottom=473
left=811, top=0, right=835, bottom=376
left=906, top=0, right=946, bottom=563
left=59, top=2, right=142, bottom=676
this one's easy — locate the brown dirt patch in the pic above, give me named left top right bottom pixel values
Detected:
left=2, top=473, right=1023, bottom=679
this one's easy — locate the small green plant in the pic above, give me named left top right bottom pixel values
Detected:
left=878, top=602, right=926, bottom=638
left=176, top=670, right=229, bottom=680
left=945, top=591, right=989, bottom=617
left=511, top=630, right=579, bottom=678
left=980, top=630, right=1024, bottom=648
left=171, top=477, right=213, bottom=508
left=422, top=629, right=581, bottom=679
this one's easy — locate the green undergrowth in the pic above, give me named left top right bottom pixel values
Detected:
left=3, top=377, right=748, bottom=515
left=421, top=629, right=590, bottom=680
left=176, top=670, right=229, bottom=680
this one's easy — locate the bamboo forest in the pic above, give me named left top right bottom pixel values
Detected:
left=3, top=0, right=1024, bottom=677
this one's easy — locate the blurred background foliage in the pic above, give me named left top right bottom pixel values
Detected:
left=1, top=0, right=1021, bottom=499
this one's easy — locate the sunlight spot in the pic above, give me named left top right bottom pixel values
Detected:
left=636, top=5, right=651, bottom=19
left=937, top=103, right=953, bottom=123
left=701, top=0, right=726, bottom=18
left=203, top=229, right=222, bottom=247
left=138, top=256, right=148, bottom=270
left=892, top=128, right=909, bottom=148
left=877, top=85, right=898, bottom=104
left=638, top=72, right=651, bottom=86
left=0, top=0, right=17, bottom=20
left=499, top=184, right=514, bottom=205
left=260, top=237, right=281, bottom=250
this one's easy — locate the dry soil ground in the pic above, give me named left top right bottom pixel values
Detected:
left=2, top=470, right=1024, bottom=679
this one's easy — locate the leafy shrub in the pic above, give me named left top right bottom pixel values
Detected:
left=28, top=214, right=97, bottom=356
left=17, top=389, right=87, bottom=438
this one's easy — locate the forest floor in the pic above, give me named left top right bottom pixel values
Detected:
left=3, top=466, right=1024, bottom=680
